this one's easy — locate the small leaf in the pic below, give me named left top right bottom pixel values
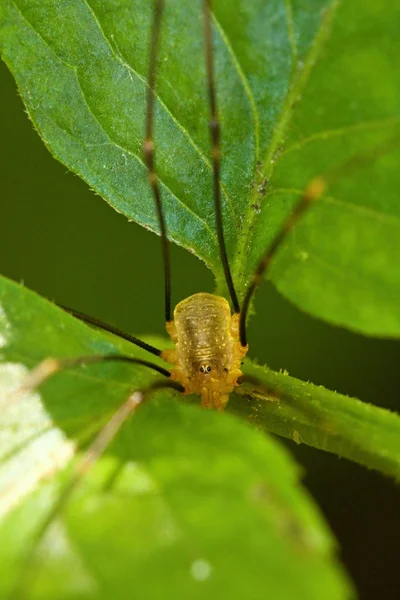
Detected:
left=0, top=1, right=399, bottom=335
left=0, top=276, right=353, bottom=599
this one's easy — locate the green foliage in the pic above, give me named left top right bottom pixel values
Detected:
left=0, top=0, right=399, bottom=334
left=231, top=363, right=400, bottom=481
left=0, top=276, right=353, bottom=599
left=0, top=1, right=399, bottom=598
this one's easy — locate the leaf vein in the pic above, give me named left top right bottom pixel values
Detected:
left=211, top=12, right=260, bottom=164
left=82, top=0, right=236, bottom=226
left=282, top=115, right=400, bottom=157
left=11, top=0, right=218, bottom=245
left=270, top=187, right=400, bottom=226
left=284, top=0, right=298, bottom=63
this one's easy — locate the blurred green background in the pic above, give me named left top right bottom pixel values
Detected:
left=1, top=59, right=399, bottom=598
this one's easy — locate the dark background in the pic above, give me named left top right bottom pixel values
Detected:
left=1, top=60, right=399, bottom=598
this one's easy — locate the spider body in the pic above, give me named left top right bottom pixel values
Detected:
left=161, top=293, right=248, bottom=410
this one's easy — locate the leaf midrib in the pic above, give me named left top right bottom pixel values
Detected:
left=231, top=0, right=341, bottom=288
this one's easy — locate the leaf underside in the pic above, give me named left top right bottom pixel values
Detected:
left=0, top=276, right=356, bottom=599
left=0, top=0, right=400, bottom=335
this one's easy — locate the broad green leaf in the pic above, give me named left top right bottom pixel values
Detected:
left=0, top=1, right=399, bottom=335
left=0, top=276, right=353, bottom=599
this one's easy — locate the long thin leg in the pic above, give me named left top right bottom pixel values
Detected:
left=8, top=354, right=171, bottom=407
left=13, top=379, right=183, bottom=598
left=143, top=0, right=172, bottom=323
left=239, top=177, right=326, bottom=347
left=203, top=0, right=240, bottom=314
left=58, top=304, right=162, bottom=357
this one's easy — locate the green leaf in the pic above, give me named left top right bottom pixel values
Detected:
left=0, top=276, right=353, bottom=599
left=0, top=0, right=399, bottom=335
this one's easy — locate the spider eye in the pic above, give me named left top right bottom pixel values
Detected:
left=206, top=365, right=212, bottom=373
left=200, top=365, right=212, bottom=373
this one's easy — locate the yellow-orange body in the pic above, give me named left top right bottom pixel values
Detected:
left=161, top=293, right=248, bottom=411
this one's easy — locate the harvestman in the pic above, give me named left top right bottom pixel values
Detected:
left=12, top=0, right=326, bottom=533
